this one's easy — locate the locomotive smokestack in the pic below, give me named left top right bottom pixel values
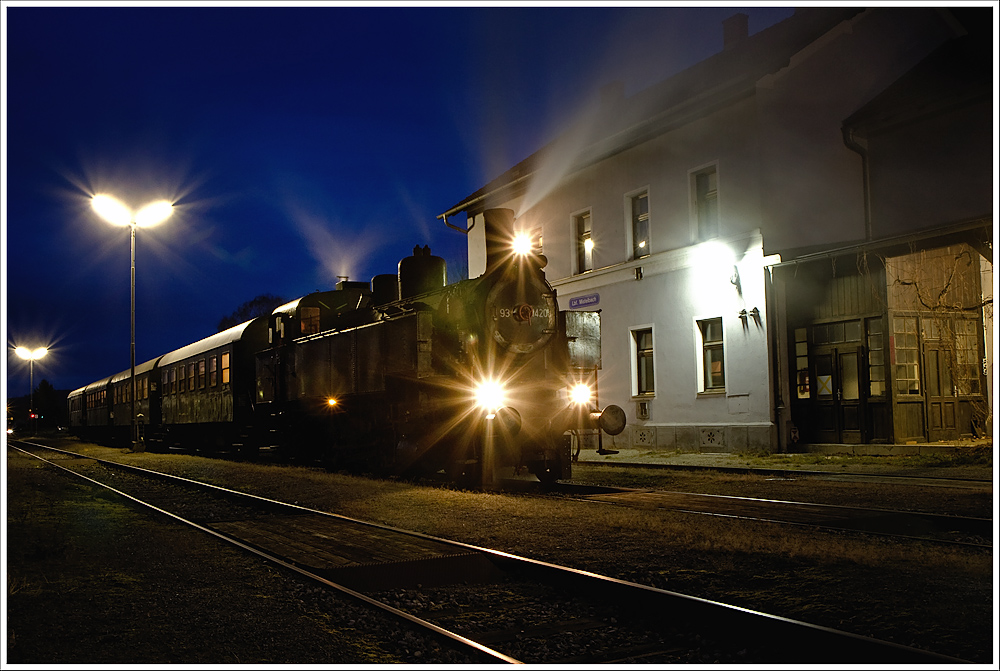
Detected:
left=483, top=208, right=516, bottom=273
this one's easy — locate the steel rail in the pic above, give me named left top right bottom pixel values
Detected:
left=575, top=458, right=992, bottom=484
left=8, top=442, right=521, bottom=664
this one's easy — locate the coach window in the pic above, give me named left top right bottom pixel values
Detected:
left=187, top=363, right=196, bottom=393
left=221, top=352, right=231, bottom=385
left=697, top=318, right=725, bottom=392
left=198, top=359, right=206, bottom=389
left=631, top=327, right=655, bottom=396
left=209, top=356, right=218, bottom=386
left=301, top=307, right=321, bottom=336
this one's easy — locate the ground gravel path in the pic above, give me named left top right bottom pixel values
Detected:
left=6, top=441, right=992, bottom=664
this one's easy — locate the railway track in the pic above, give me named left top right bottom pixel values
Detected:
left=9, top=440, right=968, bottom=663
left=574, top=458, right=991, bottom=488
left=536, top=481, right=993, bottom=548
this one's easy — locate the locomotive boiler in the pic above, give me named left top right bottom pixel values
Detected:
left=69, top=208, right=625, bottom=487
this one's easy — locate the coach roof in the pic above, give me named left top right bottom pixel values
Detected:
left=158, top=318, right=261, bottom=367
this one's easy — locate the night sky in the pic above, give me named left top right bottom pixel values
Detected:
left=4, top=3, right=796, bottom=397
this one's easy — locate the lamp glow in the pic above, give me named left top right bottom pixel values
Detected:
left=15, top=346, right=47, bottom=361
left=512, top=232, right=533, bottom=256
left=135, top=200, right=173, bottom=227
left=92, top=194, right=133, bottom=226
left=584, top=238, right=595, bottom=253
left=569, top=383, right=592, bottom=405
left=474, top=379, right=506, bottom=413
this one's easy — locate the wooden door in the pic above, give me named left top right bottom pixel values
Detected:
left=813, top=347, right=864, bottom=443
left=925, top=346, right=957, bottom=441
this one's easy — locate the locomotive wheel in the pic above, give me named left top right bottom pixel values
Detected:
left=447, top=459, right=482, bottom=489
left=527, top=460, right=562, bottom=486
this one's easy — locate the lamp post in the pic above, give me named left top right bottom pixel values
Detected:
left=92, top=194, right=173, bottom=450
left=15, top=346, right=48, bottom=434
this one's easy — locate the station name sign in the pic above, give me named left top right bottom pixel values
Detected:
left=568, top=293, right=600, bottom=309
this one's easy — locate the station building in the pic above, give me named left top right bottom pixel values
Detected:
left=439, top=7, right=993, bottom=452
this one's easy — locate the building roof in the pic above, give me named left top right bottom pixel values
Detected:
left=438, top=7, right=866, bottom=221
left=842, top=14, right=991, bottom=137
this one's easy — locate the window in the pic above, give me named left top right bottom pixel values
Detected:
left=794, top=327, right=810, bottom=399
left=301, top=306, right=321, bottom=335
left=955, top=318, right=981, bottom=394
left=695, top=167, right=718, bottom=241
left=632, top=328, right=654, bottom=396
left=177, top=366, right=185, bottom=393
left=575, top=211, right=593, bottom=273
left=197, top=359, right=206, bottom=389
left=631, top=191, right=649, bottom=259
left=893, top=316, right=920, bottom=394
left=187, top=363, right=196, bottom=393
left=698, top=318, right=725, bottom=391
left=867, top=318, right=885, bottom=397
left=209, top=356, right=218, bottom=386
left=221, top=352, right=231, bottom=385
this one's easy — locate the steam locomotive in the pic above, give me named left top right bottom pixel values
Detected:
left=68, top=209, right=625, bottom=486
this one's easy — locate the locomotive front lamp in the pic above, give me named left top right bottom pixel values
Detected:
left=512, top=232, right=533, bottom=256
left=92, top=193, right=174, bottom=452
left=474, top=379, right=506, bottom=417
left=569, top=383, right=592, bottom=406
left=15, top=346, right=48, bottom=434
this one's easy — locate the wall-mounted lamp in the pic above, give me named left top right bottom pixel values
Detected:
left=730, top=265, right=741, bottom=293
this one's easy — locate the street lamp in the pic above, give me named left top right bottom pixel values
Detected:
left=15, top=346, right=48, bottom=434
left=91, top=194, right=173, bottom=450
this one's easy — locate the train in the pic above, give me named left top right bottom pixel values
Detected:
left=68, top=208, right=625, bottom=486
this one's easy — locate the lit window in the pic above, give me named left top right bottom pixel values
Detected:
left=632, top=328, right=654, bottom=395
left=699, top=318, right=725, bottom=391
left=631, top=191, right=649, bottom=259
left=198, top=359, right=206, bottom=389
left=187, top=363, right=195, bottom=393
left=177, top=366, right=185, bottom=393
left=795, top=327, right=810, bottom=399
left=695, top=167, right=718, bottom=241
left=301, top=306, right=321, bottom=335
left=221, top=352, right=231, bottom=385
left=576, top=211, right=593, bottom=273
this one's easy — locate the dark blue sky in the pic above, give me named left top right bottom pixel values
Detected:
left=4, top=3, right=795, bottom=395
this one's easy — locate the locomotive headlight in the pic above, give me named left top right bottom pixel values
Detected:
left=569, top=383, right=593, bottom=406
left=474, top=379, right=506, bottom=415
left=326, top=398, right=338, bottom=407
left=512, top=232, right=533, bottom=256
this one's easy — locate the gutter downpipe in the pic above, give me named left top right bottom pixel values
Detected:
left=842, top=126, right=873, bottom=241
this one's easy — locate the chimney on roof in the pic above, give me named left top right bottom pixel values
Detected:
left=723, top=13, right=749, bottom=49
